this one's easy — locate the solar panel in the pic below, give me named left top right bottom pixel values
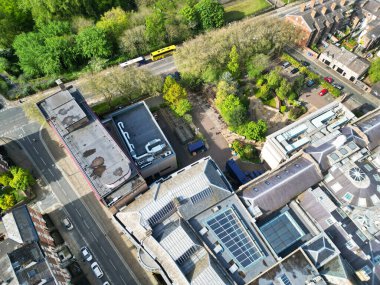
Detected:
left=280, top=274, right=292, bottom=285
left=190, top=188, right=213, bottom=204
left=147, top=201, right=175, bottom=226
left=206, top=208, right=262, bottom=268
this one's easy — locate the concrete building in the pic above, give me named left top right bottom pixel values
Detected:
left=104, top=101, right=177, bottom=181
left=319, top=44, right=370, bottom=82
left=286, top=0, right=354, bottom=47
left=2, top=205, right=71, bottom=285
left=37, top=85, right=147, bottom=209
left=115, top=156, right=284, bottom=285
left=260, top=101, right=355, bottom=170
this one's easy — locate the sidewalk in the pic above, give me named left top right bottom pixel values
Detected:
left=41, top=125, right=158, bottom=285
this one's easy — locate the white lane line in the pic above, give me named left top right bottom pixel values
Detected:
left=109, top=259, right=117, bottom=270
left=91, top=231, right=97, bottom=241
left=75, top=208, right=82, bottom=218
left=84, top=221, right=90, bottom=229
left=40, top=157, right=47, bottom=166
left=100, top=245, right=107, bottom=255
left=120, top=275, right=127, bottom=285
left=33, top=146, right=39, bottom=154
left=27, top=137, right=31, bottom=143
left=48, top=169, right=54, bottom=177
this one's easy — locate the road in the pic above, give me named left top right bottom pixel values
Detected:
left=0, top=106, right=139, bottom=285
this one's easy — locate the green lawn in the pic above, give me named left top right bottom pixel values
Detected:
left=224, top=0, right=271, bottom=22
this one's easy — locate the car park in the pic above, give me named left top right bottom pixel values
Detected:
left=80, top=246, right=93, bottom=262
left=324, top=77, right=333, bottom=83
left=319, top=89, right=328, bottom=96
left=62, top=217, right=73, bottom=230
left=332, top=83, right=344, bottom=90
left=282, top=61, right=291, bottom=68
left=290, top=68, right=299, bottom=74
left=306, top=79, right=315, bottom=87
left=301, top=60, right=310, bottom=66
left=91, top=262, right=104, bottom=278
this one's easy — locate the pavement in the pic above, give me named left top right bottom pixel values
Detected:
left=0, top=105, right=157, bottom=285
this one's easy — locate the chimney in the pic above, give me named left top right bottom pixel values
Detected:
left=300, top=3, right=306, bottom=12
left=331, top=2, right=336, bottom=10
left=310, top=0, right=316, bottom=8
left=55, top=79, right=66, bottom=91
left=319, top=0, right=324, bottom=4
left=340, top=0, right=346, bottom=6
left=311, top=9, right=317, bottom=18
left=321, top=6, right=328, bottom=15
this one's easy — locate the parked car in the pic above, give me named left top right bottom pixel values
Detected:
left=301, top=60, right=310, bottom=66
left=324, top=77, right=333, bottom=83
left=332, top=83, right=344, bottom=90
left=282, top=61, right=291, bottom=68
left=319, top=89, right=328, bottom=96
left=103, top=282, right=110, bottom=285
left=62, top=217, right=73, bottom=230
left=290, top=68, right=299, bottom=74
left=306, top=79, right=315, bottom=87
left=91, top=262, right=104, bottom=278
left=80, top=246, right=93, bottom=262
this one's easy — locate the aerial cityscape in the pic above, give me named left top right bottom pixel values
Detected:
left=0, top=0, right=380, bottom=284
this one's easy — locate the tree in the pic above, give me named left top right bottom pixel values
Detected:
left=369, top=57, right=380, bottom=83
left=180, top=4, right=199, bottom=30
left=0, top=193, right=16, bottom=210
left=0, top=58, right=10, bottom=73
left=174, top=99, right=192, bottom=116
left=256, top=84, right=271, bottom=100
left=265, top=68, right=282, bottom=89
left=292, top=75, right=305, bottom=94
left=289, top=106, right=307, bottom=120
left=220, top=95, right=247, bottom=128
left=119, top=25, right=148, bottom=58
left=276, top=78, right=292, bottom=100
left=145, top=10, right=166, bottom=48
left=96, top=7, right=129, bottom=39
left=72, top=16, right=94, bottom=33
left=215, top=78, right=238, bottom=107
left=76, top=26, right=112, bottom=59
left=0, top=173, right=11, bottom=186
left=8, top=166, right=35, bottom=192
left=247, top=54, right=270, bottom=79
left=163, top=82, right=187, bottom=105
left=194, top=0, right=224, bottom=30
left=227, top=45, right=240, bottom=78
left=163, top=76, right=177, bottom=94
left=240, top=120, right=267, bottom=141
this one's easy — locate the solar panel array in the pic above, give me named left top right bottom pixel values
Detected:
left=206, top=208, right=262, bottom=268
left=190, top=188, right=213, bottom=204
left=147, top=201, right=175, bottom=226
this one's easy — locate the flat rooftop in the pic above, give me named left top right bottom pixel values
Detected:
left=248, top=249, right=325, bottom=285
left=37, top=87, right=142, bottom=205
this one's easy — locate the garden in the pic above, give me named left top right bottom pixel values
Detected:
left=224, top=0, right=272, bottom=22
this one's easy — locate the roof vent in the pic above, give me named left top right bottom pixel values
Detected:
left=229, top=263, right=239, bottom=274
left=212, top=206, right=220, bottom=212
left=199, top=227, right=208, bottom=236
left=214, top=244, right=223, bottom=254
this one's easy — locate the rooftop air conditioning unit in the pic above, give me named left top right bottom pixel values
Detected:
left=229, top=263, right=238, bottom=274
left=212, top=206, right=220, bottom=213
left=199, top=227, right=208, bottom=236
left=214, top=244, right=223, bottom=254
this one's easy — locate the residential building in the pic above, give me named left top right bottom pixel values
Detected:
left=358, top=19, right=380, bottom=51
left=2, top=205, right=71, bottom=284
left=286, top=0, right=354, bottom=47
left=103, top=101, right=177, bottom=181
left=260, top=101, right=355, bottom=169
left=319, top=44, right=370, bottom=82
left=361, top=0, right=380, bottom=25
left=37, top=84, right=147, bottom=209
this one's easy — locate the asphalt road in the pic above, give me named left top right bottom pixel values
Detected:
left=0, top=106, right=139, bottom=285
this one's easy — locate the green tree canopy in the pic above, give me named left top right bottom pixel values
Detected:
left=96, top=7, right=129, bottom=39
left=173, top=98, right=192, bottom=116
left=145, top=10, right=166, bottom=48
left=276, top=78, right=292, bottom=100
left=119, top=25, right=148, bottom=58
left=227, top=45, right=240, bottom=78
left=246, top=53, right=270, bottom=79
left=0, top=193, right=16, bottom=210
left=220, top=95, right=247, bottom=128
left=240, top=120, right=267, bottom=141
left=194, top=0, right=224, bottom=30
left=369, top=58, right=380, bottom=84
left=265, top=68, right=282, bottom=89
left=76, top=26, right=112, bottom=59
left=8, top=166, right=36, bottom=192
left=180, top=4, right=199, bottom=30
left=0, top=173, right=12, bottom=187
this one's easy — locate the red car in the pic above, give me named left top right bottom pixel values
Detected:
left=319, top=89, right=328, bottom=96
left=324, top=77, right=333, bottom=83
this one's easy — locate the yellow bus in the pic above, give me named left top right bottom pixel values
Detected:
left=150, top=45, right=176, bottom=61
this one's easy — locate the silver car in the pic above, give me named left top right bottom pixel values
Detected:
left=80, top=246, right=93, bottom=262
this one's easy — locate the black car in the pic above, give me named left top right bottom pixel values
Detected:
left=301, top=61, right=310, bottom=67
left=290, top=68, right=299, bottom=74
left=332, top=83, right=344, bottom=90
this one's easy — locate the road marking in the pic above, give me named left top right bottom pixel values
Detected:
left=75, top=208, right=82, bottom=218
left=109, top=259, right=117, bottom=270
left=91, top=231, right=97, bottom=241
left=33, top=146, right=39, bottom=154
left=40, top=157, right=46, bottom=166
left=100, top=245, right=107, bottom=255
left=120, top=275, right=127, bottom=285
left=48, top=169, right=54, bottom=177
left=84, top=221, right=90, bottom=229
left=27, top=137, right=31, bottom=143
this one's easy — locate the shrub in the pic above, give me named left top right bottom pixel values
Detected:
left=280, top=105, right=287, bottom=113
left=288, top=106, right=307, bottom=120
left=231, top=140, right=258, bottom=162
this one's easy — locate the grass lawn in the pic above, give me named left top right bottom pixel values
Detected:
left=224, top=0, right=271, bottom=22
left=262, top=97, right=277, bottom=108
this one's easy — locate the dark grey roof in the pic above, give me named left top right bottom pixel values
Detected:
left=12, top=205, right=38, bottom=243
left=239, top=156, right=323, bottom=214
left=320, top=256, right=353, bottom=280
left=305, top=142, right=335, bottom=172
left=362, top=0, right=380, bottom=17
left=302, top=234, right=339, bottom=268
left=356, top=111, right=380, bottom=150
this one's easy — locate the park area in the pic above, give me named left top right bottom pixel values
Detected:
left=224, top=0, right=272, bottom=22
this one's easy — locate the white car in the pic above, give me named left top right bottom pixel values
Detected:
left=91, top=262, right=103, bottom=278
left=80, top=246, right=93, bottom=262
left=103, top=282, right=110, bottom=285
left=62, top=217, right=73, bottom=230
